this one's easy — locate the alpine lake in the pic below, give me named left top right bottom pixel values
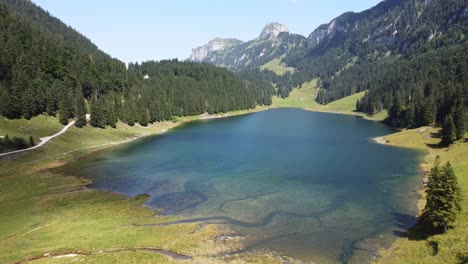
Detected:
left=58, top=108, right=424, bottom=263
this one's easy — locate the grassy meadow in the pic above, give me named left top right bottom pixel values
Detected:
left=0, top=115, right=63, bottom=141
left=260, top=58, right=295, bottom=76
left=271, top=79, right=387, bottom=121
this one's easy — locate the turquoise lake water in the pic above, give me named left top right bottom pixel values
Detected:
left=62, top=108, right=423, bottom=263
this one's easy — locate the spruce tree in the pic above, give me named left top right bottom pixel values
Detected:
left=106, top=99, right=118, bottom=128
left=137, top=104, right=148, bottom=127
left=21, top=85, right=36, bottom=120
left=424, top=157, right=462, bottom=232
left=58, top=97, right=71, bottom=125
left=74, top=86, right=87, bottom=128
left=28, top=135, right=34, bottom=146
left=0, top=89, right=22, bottom=119
left=90, top=98, right=105, bottom=128
left=441, top=114, right=456, bottom=145
left=453, top=98, right=465, bottom=140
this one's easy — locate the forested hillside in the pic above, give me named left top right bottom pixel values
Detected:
left=0, top=0, right=126, bottom=120
left=301, top=0, right=468, bottom=135
left=87, top=60, right=275, bottom=128
left=0, top=0, right=273, bottom=129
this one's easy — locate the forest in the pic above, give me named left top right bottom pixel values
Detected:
left=0, top=0, right=274, bottom=133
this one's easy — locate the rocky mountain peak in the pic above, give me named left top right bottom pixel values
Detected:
left=190, top=38, right=243, bottom=62
left=259, top=22, right=289, bottom=40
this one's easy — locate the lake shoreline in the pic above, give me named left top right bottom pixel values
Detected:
left=63, top=106, right=422, bottom=263
left=0, top=104, right=433, bottom=264
left=3, top=106, right=303, bottom=263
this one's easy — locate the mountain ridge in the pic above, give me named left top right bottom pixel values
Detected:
left=188, top=22, right=306, bottom=71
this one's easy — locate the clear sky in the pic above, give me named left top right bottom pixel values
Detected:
left=32, top=0, right=382, bottom=63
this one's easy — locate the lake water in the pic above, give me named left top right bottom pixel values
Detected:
left=61, top=108, right=423, bottom=263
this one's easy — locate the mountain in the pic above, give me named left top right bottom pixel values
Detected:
left=188, top=0, right=467, bottom=133
left=259, top=22, right=289, bottom=40
left=291, top=0, right=467, bottom=130
left=189, top=22, right=307, bottom=71
left=190, top=38, right=243, bottom=62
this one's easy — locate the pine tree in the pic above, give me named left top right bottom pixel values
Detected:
left=21, top=85, right=36, bottom=120
left=74, top=85, right=87, bottom=128
left=441, top=114, right=456, bottom=145
left=137, top=104, right=148, bottom=127
left=423, top=157, right=462, bottom=232
left=58, top=97, right=71, bottom=125
left=0, top=89, right=22, bottom=119
left=453, top=97, right=465, bottom=140
left=106, top=99, right=118, bottom=128
left=89, top=98, right=105, bottom=128
left=28, top=135, right=34, bottom=146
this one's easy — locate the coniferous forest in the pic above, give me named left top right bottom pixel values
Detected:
left=0, top=0, right=274, bottom=130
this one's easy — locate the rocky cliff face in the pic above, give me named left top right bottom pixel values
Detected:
left=190, top=38, right=243, bottom=62
left=307, top=18, right=348, bottom=48
left=188, top=23, right=306, bottom=71
left=259, top=22, right=289, bottom=40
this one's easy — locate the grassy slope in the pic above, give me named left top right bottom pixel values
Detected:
left=271, top=79, right=387, bottom=121
left=375, top=129, right=468, bottom=264
left=0, top=110, right=283, bottom=264
left=260, top=58, right=295, bottom=76
left=0, top=115, right=63, bottom=141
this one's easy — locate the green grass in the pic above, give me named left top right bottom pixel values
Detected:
left=375, top=129, right=468, bottom=264
left=260, top=58, right=295, bottom=76
left=0, top=115, right=62, bottom=141
left=271, top=79, right=386, bottom=120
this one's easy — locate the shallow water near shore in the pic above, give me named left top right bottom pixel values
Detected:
left=60, top=108, right=423, bottom=263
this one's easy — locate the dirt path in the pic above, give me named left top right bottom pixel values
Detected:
left=0, top=121, right=75, bottom=157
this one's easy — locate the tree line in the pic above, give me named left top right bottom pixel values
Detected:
left=85, top=60, right=275, bottom=128
left=0, top=134, right=34, bottom=152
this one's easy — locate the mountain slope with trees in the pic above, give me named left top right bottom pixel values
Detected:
left=0, top=0, right=274, bottom=129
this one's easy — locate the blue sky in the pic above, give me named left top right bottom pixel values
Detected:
left=32, top=0, right=382, bottom=63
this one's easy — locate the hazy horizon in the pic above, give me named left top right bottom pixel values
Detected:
left=32, top=0, right=381, bottom=63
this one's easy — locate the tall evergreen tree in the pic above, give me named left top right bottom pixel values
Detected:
left=423, top=157, right=462, bottom=232
left=74, top=85, right=87, bottom=128
left=441, top=114, right=456, bottom=145
left=0, top=88, right=21, bottom=119
left=453, top=97, right=465, bottom=140
left=106, top=99, right=118, bottom=128
left=58, top=98, right=71, bottom=125
left=89, top=98, right=105, bottom=128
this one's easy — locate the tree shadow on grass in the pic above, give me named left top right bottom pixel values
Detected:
left=425, top=131, right=446, bottom=149
left=426, top=142, right=445, bottom=149
left=392, top=212, right=445, bottom=241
